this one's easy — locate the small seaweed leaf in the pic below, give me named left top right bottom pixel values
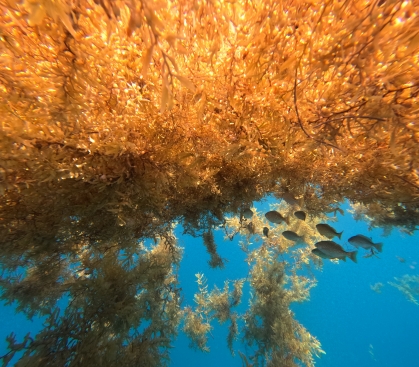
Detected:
left=160, top=84, right=169, bottom=114
left=24, top=2, right=46, bottom=26
left=1, top=352, right=15, bottom=367
left=238, top=350, right=254, bottom=367
left=406, top=31, right=419, bottom=55
left=141, top=45, right=154, bottom=78
left=174, top=74, right=196, bottom=93
left=227, top=313, right=239, bottom=355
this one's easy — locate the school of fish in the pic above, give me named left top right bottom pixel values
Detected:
left=240, top=193, right=384, bottom=265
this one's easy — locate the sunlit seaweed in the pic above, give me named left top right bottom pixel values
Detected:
left=389, top=275, right=419, bottom=305
left=243, top=245, right=323, bottom=367
left=182, top=273, right=244, bottom=352
left=370, top=282, right=384, bottom=294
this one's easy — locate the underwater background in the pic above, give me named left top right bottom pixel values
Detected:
left=1, top=0, right=419, bottom=365
left=1, top=197, right=417, bottom=367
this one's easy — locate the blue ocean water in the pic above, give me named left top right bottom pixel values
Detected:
left=1, top=199, right=418, bottom=366
left=294, top=210, right=419, bottom=367
left=170, top=199, right=419, bottom=367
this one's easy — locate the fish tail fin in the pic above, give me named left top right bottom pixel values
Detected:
left=374, top=243, right=383, bottom=253
left=337, top=231, right=343, bottom=240
left=348, top=251, right=358, bottom=263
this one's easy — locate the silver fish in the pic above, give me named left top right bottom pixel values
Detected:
left=348, top=235, right=383, bottom=252
left=242, top=208, right=253, bottom=219
left=282, top=231, right=304, bottom=242
left=316, top=224, right=343, bottom=239
left=294, top=211, right=306, bottom=221
left=281, top=192, right=300, bottom=206
left=314, top=241, right=357, bottom=263
left=265, top=211, right=289, bottom=224
left=312, top=248, right=330, bottom=260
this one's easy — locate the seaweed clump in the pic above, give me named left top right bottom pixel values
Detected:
left=243, top=246, right=323, bottom=367
left=182, top=207, right=325, bottom=366
left=1, top=236, right=183, bottom=367
left=181, top=244, right=323, bottom=367
left=389, top=275, right=419, bottom=305
left=182, top=274, right=244, bottom=353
